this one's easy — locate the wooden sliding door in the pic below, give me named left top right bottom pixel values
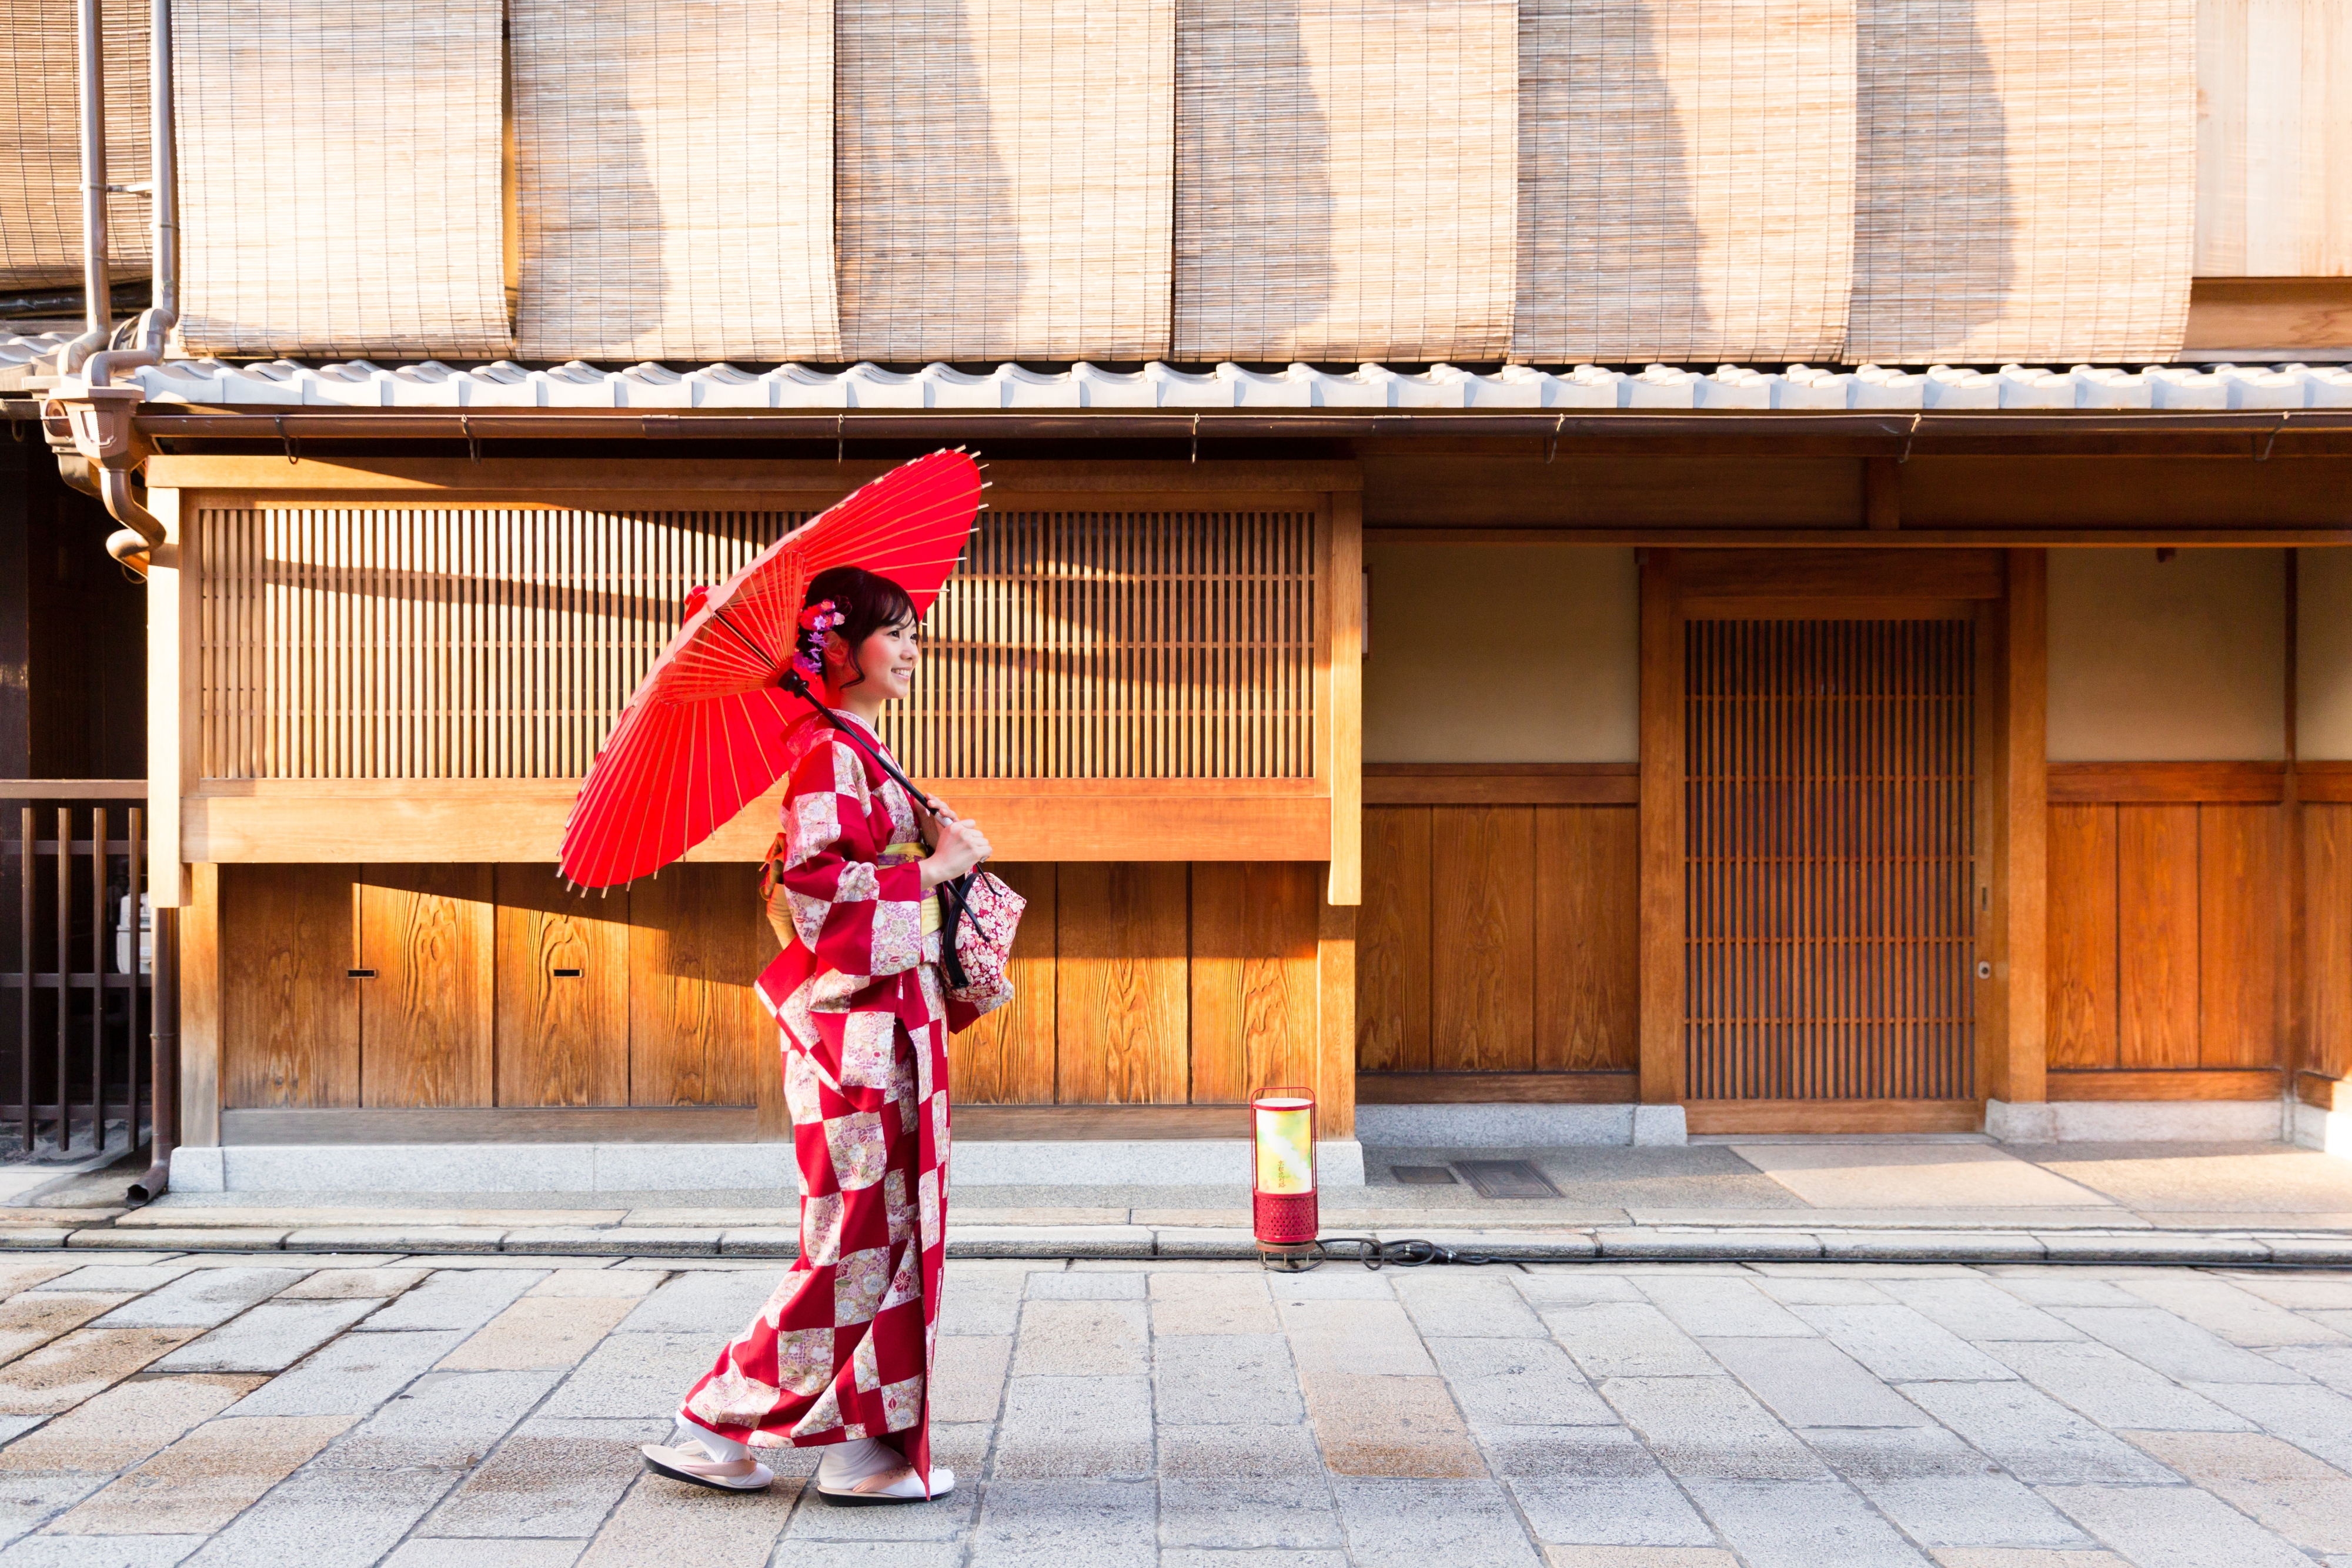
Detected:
left=1683, top=617, right=1979, bottom=1105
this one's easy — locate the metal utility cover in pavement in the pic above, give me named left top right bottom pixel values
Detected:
left=1390, top=1165, right=1458, bottom=1185
left=1455, top=1160, right=1561, bottom=1200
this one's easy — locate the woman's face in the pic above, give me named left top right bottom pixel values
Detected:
left=830, top=614, right=921, bottom=702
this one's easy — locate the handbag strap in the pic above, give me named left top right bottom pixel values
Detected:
left=781, top=670, right=974, bottom=968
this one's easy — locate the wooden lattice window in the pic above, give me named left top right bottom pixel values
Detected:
left=1683, top=618, right=1978, bottom=1101
left=197, top=505, right=1320, bottom=783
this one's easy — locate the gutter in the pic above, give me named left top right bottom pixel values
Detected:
left=121, top=406, right=2352, bottom=444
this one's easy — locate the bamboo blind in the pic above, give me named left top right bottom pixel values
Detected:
left=173, top=0, right=510, bottom=357
left=1174, top=0, right=1517, bottom=364
left=199, top=507, right=1318, bottom=783
left=198, top=508, right=796, bottom=780
left=1846, top=0, right=2196, bottom=364
left=1684, top=619, right=1977, bottom=1102
left=2194, top=0, right=2350, bottom=278
left=837, top=0, right=1173, bottom=363
left=0, top=0, right=149, bottom=289
left=1515, top=0, right=1855, bottom=364
left=513, top=0, right=841, bottom=362
left=880, top=509, right=1318, bottom=780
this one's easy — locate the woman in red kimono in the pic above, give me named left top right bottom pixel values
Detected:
left=639, top=565, right=991, bottom=1502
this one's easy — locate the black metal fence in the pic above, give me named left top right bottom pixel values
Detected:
left=0, top=790, right=151, bottom=1159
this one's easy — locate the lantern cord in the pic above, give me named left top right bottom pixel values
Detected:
left=1269, top=1236, right=1509, bottom=1272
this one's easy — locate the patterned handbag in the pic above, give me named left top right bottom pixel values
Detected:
left=936, top=869, right=1024, bottom=1014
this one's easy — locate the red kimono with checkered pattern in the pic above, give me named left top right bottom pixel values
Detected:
left=678, top=714, right=978, bottom=1486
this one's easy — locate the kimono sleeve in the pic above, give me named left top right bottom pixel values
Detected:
left=776, top=735, right=928, bottom=984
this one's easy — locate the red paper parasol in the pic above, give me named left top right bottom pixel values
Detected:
left=557, top=449, right=984, bottom=889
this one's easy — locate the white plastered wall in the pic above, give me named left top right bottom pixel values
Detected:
left=2046, top=549, right=2287, bottom=761
left=2298, top=549, right=2352, bottom=760
left=1363, top=545, right=1639, bottom=764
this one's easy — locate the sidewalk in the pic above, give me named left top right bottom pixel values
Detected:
left=11, top=1136, right=2352, bottom=1268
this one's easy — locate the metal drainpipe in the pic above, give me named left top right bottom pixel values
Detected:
left=76, top=0, right=175, bottom=567
left=58, top=0, right=112, bottom=376
left=128, top=905, right=177, bottom=1202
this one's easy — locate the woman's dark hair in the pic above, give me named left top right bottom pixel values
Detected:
left=801, top=565, right=918, bottom=691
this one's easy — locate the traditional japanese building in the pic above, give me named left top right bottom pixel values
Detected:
left=4, top=0, right=2348, bottom=1190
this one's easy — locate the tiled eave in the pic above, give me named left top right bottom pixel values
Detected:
left=9, top=336, right=2352, bottom=413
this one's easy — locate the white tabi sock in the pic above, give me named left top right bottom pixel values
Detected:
left=816, top=1436, right=903, bottom=1487
left=671, top=1417, right=749, bottom=1463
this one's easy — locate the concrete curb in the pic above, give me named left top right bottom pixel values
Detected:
left=5, top=1222, right=2347, bottom=1267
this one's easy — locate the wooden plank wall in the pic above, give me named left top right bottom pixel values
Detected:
left=2045, top=778, right=2289, bottom=1097
left=223, top=860, right=1334, bottom=1116
left=1355, top=804, right=1639, bottom=1097
left=2307, top=801, right=2352, bottom=1086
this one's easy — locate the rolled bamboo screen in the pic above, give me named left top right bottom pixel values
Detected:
left=0, top=0, right=150, bottom=289
left=2194, top=0, right=2350, bottom=278
left=513, top=0, right=841, bottom=362
left=837, top=0, right=1173, bottom=363
left=1515, top=0, right=1855, bottom=364
left=198, top=507, right=1318, bottom=783
left=1174, top=0, right=1518, bottom=365
left=173, top=0, right=510, bottom=357
left=1846, top=0, right=2197, bottom=365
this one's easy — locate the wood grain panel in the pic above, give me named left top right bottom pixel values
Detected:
left=947, top=863, right=1058, bottom=1105
left=626, top=863, right=770, bottom=1107
left=2116, top=805, right=2201, bottom=1069
left=2197, top=805, right=2284, bottom=1069
left=2047, top=1068, right=2281, bottom=1101
left=1679, top=549, right=2004, bottom=601
left=1429, top=807, right=1535, bottom=1074
left=1356, top=807, right=1431, bottom=1073
left=1683, top=1099, right=1983, bottom=1135
left=2306, top=804, right=2352, bottom=1081
left=1356, top=1071, right=1636, bottom=1104
left=2045, top=805, right=2119, bottom=1069
left=1364, top=765, right=1641, bottom=807
left=222, top=864, right=359, bottom=1109
left=2046, top=761, right=2287, bottom=804
left=1189, top=862, right=1319, bottom=1104
left=1316, top=900, right=1357, bottom=1138
left=493, top=865, right=628, bottom=1108
left=358, top=865, right=494, bottom=1108
left=1535, top=807, right=1639, bottom=1074
left=1054, top=862, right=1190, bottom=1104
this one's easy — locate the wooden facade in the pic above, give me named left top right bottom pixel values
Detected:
left=134, top=440, right=2352, bottom=1145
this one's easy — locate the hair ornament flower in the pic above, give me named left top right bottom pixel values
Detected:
left=791, top=599, right=845, bottom=681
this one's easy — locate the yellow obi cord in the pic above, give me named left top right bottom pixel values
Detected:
left=879, top=841, right=942, bottom=934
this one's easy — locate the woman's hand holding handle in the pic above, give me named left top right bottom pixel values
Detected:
left=920, top=817, right=992, bottom=890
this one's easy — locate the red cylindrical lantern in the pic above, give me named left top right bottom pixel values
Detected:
left=1251, top=1088, right=1318, bottom=1256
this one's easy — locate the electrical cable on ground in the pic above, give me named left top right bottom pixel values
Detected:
left=1261, top=1235, right=1511, bottom=1272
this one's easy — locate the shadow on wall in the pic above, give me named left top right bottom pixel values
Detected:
left=1174, top=0, right=1335, bottom=360
left=1852, top=0, right=2014, bottom=350
left=837, top=0, right=1026, bottom=362
left=1516, top=0, right=1710, bottom=357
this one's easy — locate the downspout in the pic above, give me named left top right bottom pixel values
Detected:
left=52, top=0, right=175, bottom=571
left=127, top=905, right=178, bottom=1203
left=55, top=0, right=112, bottom=376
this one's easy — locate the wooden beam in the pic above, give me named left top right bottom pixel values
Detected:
left=2000, top=550, right=2051, bottom=1106
left=151, top=456, right=1365, bottom=497
left=1865, top=456, right=1902, bottom=530
left=220, top=1105, right=759, bottom=1144
left=179, top=861, right=222, bottom=1148
left=1364, top=764, right=1640, bottom=807
left=146, top=490, right=190, bottom=907
left=183, top=779, right=1333, bottom=865
left=1684, top=1100, right=1984, bottom=1135
left=1326, top=490, right=1364, bottom=905
left=2046, top=762, right=2290, bottom=804
left=1356, top=1071, right=1637, bottom=1104
left=0, top=781, right=147, bottom=800
left=1318, top=900, right=1357, bottom=1139
left=2046, top=1068, right=2283, bottom=1101
left=1637, top=550, right=1685, bottom=1106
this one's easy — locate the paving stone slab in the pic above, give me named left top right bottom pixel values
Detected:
left=1544, top=1302, right=1719, bottom=1380
left=0, top=1373, right=260, bottom=1479
left=438, top=1296, right=640, bottom=1372
left=314, top=1368, right=562, bottom=1472
left=1010, top=1300, right=1147, bottom=1377
left=1428, top=1336, right=1615, bottom=1426
left=2114, top=1275, right=2350, bottom=1348
left=2050, top=1306, right=2308, bottom=1386
left=1895, top=1382, right=2176, bottom=1485
left=50, top=1414, right=353, bottom=1534
left=380, top=1542, right=588, bottom=1568
left=1598, top=1376, right=1826, bottom=1482
left=575, top=1470, right=793, bottom=1566
left=1157, top=1422, right=1324, bottom=1478
left=1701, top=1336, right=1930, bottom=1430
left=1509, top=1475, right=1717, bottom=1547
left=276, top=1268, right=431, bottom=1301
left=525, top=1269, right=662, bottom=1299
left=927, top=1333, right=1010, bottom=1425
left=968, top=1478, right=1158, bottom=1567
left=1160, top=1474, right=1342, bottom=1550
left=2043, top=1482, right=2316, bottom=1568
left=785, top=1477, right=975, bottom=1542
left=88, top=1269, right=309, bottom=1330
left=149, top=1298, right=378, bottom=1374
left=0, top=1292, right=138, bottom=1365
left=425, top=1417, right=654, bottom=1538
left=1330, top=1477, right=1544, bottom=1568
left=1790, top=1303, right=2017, bottom=1382
left=1637, top=1277, right=1814, bottom=1339
left=1874, top=1278, right=2081, bottom=1342
left=1985, top=1340, right=2257, bottom=1431
left=1148, top=1272, right=1278, bottom=1336
left=178, top=1464, right=464, bottom=1568
left=1153, top=1333, right=1301, bottom=1425
left=1476, top=1423, right=1661, bottom=1481
left=1301, top=1372, right=1485, bottom=1479
left=1847, top=1473, right=2093, bottom=1549
left=1392, top=1274, right=1549, bottom=1339
left=536, top=1331, right=719, bottom=1421
left=0, top=1534, right=206, bottom=1567
left=615, top=1270, right=777, bottom=1335
left=1681, top=1479, right=1931, bottom=1567
left=225, top=1329, right=468, bottom=1417
left=0, top=1473, right=102, bottom=1549
left=0, top=1328, right=200, bottom=1416
left=1025, top=1271, right=1144, bottom=1300
left=1802, top=1425, right=2011, bottom=1483
left=363, top=1269, right=544, bottom=1333
left=991, top=1374, right=1153, bottom=1479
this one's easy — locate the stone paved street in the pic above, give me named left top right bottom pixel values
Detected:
left=0, top=1253, right=2347, bottom=1564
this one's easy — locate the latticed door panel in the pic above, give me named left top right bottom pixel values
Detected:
left=1684, top=618, right=1977, bottom=1101
left=197, top=506, right=1319, bottom=783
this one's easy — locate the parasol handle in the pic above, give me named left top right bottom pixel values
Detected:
left=779, top=668, right=963, bottom=827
